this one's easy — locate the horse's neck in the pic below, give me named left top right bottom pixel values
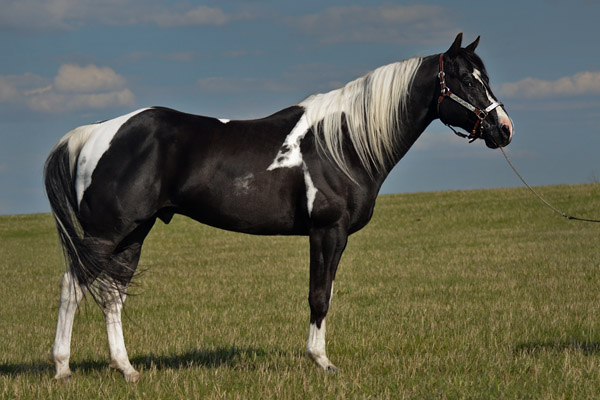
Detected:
left=372, top=55, right=440, bottom=187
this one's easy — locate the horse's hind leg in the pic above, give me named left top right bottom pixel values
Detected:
left=50, top=270, right=86, bottom=380
left=101, top=281, right=139, bottom=382
left=101, top=219, right=155, bottom=382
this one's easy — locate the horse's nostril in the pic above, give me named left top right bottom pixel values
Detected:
left=501, top=124, right=512, bottom=143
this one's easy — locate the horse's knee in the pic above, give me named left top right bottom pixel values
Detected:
left=308, top=290, right=330, bottom=321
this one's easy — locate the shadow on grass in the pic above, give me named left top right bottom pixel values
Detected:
left=0, top=346, right=269, bottom=377
left=131, top=346, right=269, bottom=370
left=515, top=340, right=600, bottom=356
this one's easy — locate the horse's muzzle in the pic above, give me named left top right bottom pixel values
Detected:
left=484, top=123, right=512, bottom=149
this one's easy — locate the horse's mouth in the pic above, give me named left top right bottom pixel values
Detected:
left=483, top=127, right=511, bottom=149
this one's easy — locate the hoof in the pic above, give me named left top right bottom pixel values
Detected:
left=54, top=371, right=72, bottom=381
left=325, top=364, right=338, bottom=374
left=110, top=359, right=140, bottom=382
left=306, top=350, right=338, bottom=373
left=51, top=354, right=73, bottom=381
left=123, top=370, right=140, bottom=383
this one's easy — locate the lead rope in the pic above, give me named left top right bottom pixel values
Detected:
left=497, top=145, right=600, bottom=223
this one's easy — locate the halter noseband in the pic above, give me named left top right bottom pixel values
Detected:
left=437, top=54, right=502, bottom=142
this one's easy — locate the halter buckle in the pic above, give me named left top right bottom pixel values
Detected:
left=476, top=109, right=488, bottom=120
left=438, top=71, right=447, bottom=95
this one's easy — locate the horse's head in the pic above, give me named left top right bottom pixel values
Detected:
left=437, top=33, right=513, bottom=149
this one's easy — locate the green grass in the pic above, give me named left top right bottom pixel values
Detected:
left=2, top=184, right=600, bottom=399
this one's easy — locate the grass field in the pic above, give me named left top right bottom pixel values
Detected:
left=1, top=184, right=600, bottom=399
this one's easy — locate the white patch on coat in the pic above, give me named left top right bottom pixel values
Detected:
left=302, top=162, right=318, bottom=217
left=472, top=68, right=486, bottom=87
left=51, top=124, right=96, bottom=177
left=306, top=319, right=335, bottom=371
left=74, top=108, right=150, bottom=206
left=218, top=118, right=230, bottom=124
left=306, top=321, right=326, bottom=358
left=267, top=113, right=309, bottom=170
left=233, top=173, right=254, bottom=196
left=473, top=69, right=513, bottom=139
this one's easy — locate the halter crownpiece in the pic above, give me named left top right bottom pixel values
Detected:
left=437, top=54, right=502, bottom=142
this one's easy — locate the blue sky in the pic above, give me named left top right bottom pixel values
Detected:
left=1, top=0, right=600, bottom=215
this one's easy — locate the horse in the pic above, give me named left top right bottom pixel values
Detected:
left=44, top=33, right=513, bottom=382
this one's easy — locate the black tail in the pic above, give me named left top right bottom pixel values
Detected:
left=44, top=140, right=125, bottom=304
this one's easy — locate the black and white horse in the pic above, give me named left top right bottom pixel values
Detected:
left=44, top=34, right=513, bottom=381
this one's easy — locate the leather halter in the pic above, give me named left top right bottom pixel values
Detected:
left=437, top=54, right=502, bottom=142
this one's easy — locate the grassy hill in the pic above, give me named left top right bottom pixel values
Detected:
left=1, top=184, right=600, bottom=399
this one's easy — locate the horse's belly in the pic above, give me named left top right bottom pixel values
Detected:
left=181, top=201, right=305, bottom=235
left=177, top=175, right=308, bottom=236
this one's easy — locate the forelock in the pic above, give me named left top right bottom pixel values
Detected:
left=459, top=49, right=487, bottom=75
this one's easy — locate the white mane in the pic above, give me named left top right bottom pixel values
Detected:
left=299, top=57, right=422, bottom=179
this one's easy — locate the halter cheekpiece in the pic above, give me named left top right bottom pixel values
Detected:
left=437, top=53, right=502, bottom=142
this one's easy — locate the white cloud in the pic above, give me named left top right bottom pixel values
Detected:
left=0, top=77, right=19, bottom=101
left=0, top=64, right=135, bottom=112
left=500, top=71, right=600, bottom=99
left=148, top=6, right=232, bottom=28
left=27, top=89, right=135, bottom=112
left=23, top=85, right=52, bottom=96
left=0, top=0, right=78, bottom=30
left=0, top=73, right=48, bottom=104
left=288, top=4, right=457, bottom=45
left=0, top=0, right=243, bottom=30
left=54, top=64, right=127, bottom=93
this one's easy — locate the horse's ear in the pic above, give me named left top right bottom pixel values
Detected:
left=465, top=36, right=480, bottom=52
left=446, top=33, right=463, bottom=57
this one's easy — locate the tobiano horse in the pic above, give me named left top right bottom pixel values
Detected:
left=44, top=34, right=513, bottom=381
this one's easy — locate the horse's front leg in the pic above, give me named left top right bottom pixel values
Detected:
left=306, top=224, right=348, bottom=373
